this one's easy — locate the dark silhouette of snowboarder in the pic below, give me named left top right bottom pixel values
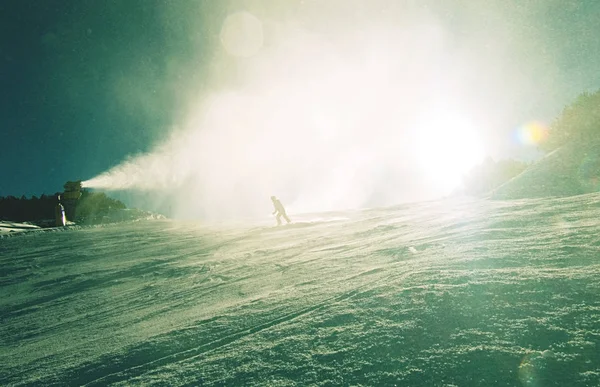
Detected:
left=271, top=196, right=291, bottom=226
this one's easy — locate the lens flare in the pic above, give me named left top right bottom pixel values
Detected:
left=518, top=350, right=555, bottom=387
left=514, top=121, right=548, bottom=146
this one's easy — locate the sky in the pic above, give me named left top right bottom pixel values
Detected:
left=1, top=0, right=599, bottom=218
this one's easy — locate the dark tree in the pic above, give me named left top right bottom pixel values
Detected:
left=0, top=190, right=128, bottom=226
left=541, top=89, right=600, bottom=152
left=75, top=191, right=127, bottom=224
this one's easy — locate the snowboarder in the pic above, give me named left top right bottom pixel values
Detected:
left=271, top=196, right=291, bottom=226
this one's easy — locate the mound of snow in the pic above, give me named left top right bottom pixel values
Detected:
left=0, top=221, right=41, bottom=235
left=493, top=141, right=600, bottom=199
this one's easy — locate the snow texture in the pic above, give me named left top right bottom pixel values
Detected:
left=1, top=196, right=599, bottom=386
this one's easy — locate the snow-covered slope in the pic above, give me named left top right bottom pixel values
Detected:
left=493, top=141, right=600, bottom=199
left=1, top=196, right=599, bottom=386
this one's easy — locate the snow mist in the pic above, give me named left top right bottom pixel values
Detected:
left=82, top=3, right=523, bottom=220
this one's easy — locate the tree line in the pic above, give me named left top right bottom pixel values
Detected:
left=0, top=191, right=127, bottom=226
left=540, top=88, right=600, bottom=152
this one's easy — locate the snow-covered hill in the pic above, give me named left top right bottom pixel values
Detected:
left=493, top=141, right=600, bottom=200
left=1, top=196, right=599, bottom=386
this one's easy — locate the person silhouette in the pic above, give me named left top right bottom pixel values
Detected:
left=271, top=196, right=291, bottom=226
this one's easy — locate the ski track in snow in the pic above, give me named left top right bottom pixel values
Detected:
left=1, top=196, right=600, bottom=386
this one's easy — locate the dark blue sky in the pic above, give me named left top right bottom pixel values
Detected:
left=1, top=0, right=599, bottom=197
left=1, top=0, right=225, bottom=196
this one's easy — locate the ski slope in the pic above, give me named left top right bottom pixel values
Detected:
left=1, top=196, right=599, bottom=386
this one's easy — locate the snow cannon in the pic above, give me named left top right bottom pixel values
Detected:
left=55, top=196, right=66, bottom=227
left=62, top=180, right=82, bottom=222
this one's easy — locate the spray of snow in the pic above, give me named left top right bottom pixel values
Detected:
left=83, top=6, right=500, bottom=220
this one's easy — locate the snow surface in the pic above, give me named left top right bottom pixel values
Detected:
left=1, top=196, right=600, bottom=386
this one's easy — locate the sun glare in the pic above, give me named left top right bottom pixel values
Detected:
left=414, top=112, right=486, bottom=194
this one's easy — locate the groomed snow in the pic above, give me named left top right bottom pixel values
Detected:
left=1, top=196, right=599, bottom=386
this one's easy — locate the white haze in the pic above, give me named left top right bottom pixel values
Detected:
left=83, top=5, right=510, bottom=220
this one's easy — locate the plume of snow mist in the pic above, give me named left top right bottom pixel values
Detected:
left=83, top=3, right=514, bottom=220
left=83, top=132, right=192, bottom=191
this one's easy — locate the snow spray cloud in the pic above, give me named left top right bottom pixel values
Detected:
left=83, top=2, right=550, bottom=220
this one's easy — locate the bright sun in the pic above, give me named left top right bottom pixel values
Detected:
left=413, top=112, right=486, bottom=194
